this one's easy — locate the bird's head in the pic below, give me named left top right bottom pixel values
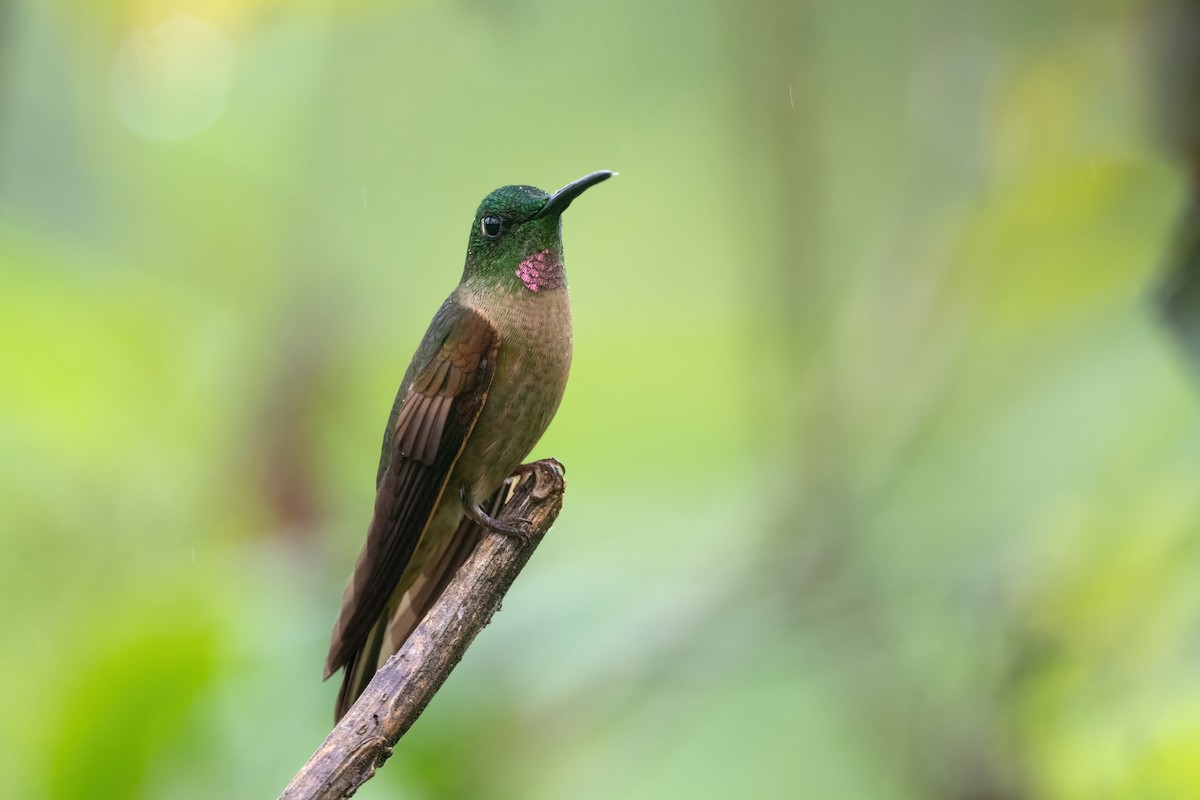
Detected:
left=462, top=170, right=613, bottom=292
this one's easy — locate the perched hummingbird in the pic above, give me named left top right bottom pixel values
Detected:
left=325, top=170, right=614, bottom=720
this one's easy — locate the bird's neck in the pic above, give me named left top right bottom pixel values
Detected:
left=454, top=277, right=571, bottom=339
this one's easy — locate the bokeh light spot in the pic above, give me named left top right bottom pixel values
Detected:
left=111, top=15, right=235, bottom=142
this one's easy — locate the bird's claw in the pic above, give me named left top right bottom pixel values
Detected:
left=465, top=493, right=535, bottom=544
left=491, top=514, right=531, bottom=534
left=486, top=515, right=534, bottom=545
left=511, top=459, right=565, bottom=501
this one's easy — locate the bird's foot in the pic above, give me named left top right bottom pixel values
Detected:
left=464, top=493, right=533, bottom=544
left=511, top=459, right=565, bottom=500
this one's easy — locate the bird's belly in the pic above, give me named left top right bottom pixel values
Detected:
left=451, top=290, right=572, bottom=504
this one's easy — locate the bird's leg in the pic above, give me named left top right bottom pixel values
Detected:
left=462, top=486, right=533, bottom=544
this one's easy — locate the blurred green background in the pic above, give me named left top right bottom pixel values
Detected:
left=3, top=0, right=1200, bottom=797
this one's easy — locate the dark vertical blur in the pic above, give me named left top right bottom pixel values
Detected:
left=1149, top=0, right=1200, bottom=367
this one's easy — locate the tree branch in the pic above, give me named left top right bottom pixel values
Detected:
left=280, top=459, right=566, bottom=799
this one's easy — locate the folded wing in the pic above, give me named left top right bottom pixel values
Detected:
left=325, top=300, right=499, bottom=683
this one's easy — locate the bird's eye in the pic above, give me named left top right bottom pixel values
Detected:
left=480, top=215, right=503, bottom=239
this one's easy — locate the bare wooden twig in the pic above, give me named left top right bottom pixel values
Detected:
left=280, top=459, right=566, bottom=799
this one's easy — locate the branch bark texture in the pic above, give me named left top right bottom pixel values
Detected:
left=280, top=459, right=566, bottom=799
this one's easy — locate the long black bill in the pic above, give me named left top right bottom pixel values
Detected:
left=536, top=170, right=615, bottom=218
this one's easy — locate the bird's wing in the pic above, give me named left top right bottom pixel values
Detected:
left=325, top=299, right=499, bottom=679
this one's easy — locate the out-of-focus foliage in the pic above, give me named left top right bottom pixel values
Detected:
left=2, top=1, right=1198, bottom=798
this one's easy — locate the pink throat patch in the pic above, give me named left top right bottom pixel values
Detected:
left=516, top=250, right=564, bottom=293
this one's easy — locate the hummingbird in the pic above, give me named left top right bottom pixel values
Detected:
left=324, top=170, right=614, bottom=720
